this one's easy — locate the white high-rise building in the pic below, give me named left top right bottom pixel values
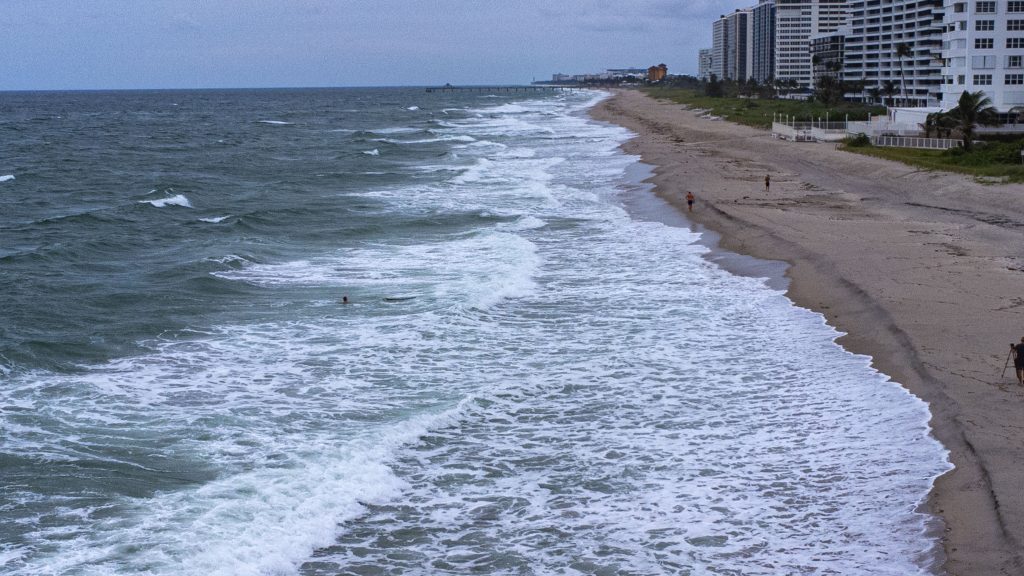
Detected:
left=843, top=0, right=944, bottom=106
left=774, top=0, right=848, bottom=89
left=699, top=48, right=714, bottom=80
left=941, top=0, right=1024, bottom=111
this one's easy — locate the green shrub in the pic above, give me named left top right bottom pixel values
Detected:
left=942, top=140, right=1024, bottom=166
left=844, top=133, right=871, bottom=147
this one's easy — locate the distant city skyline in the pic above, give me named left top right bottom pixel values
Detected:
left=2, top=0, right=751, bottom=91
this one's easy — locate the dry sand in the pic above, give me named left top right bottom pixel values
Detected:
left=591, top=89, right=1024, bottom=576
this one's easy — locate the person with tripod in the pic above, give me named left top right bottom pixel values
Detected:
left=1011, top=337, right=1024, bottom=385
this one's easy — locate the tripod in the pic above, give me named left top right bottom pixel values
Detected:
left=1004, top=348, right=1017, bottom=380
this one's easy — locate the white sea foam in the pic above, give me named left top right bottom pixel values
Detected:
left=497, top=215, right=547, bottom=231
left=406, top=106, right=420, bottom=111
left=0, top=174, right=15, bottom=182
left=213, top=230, right=540, bottom=312
left=199, top=215, right=230, bottom=223
left=140, top=194, right=192, bottom=208
left=2, top=88, right=949, bottom=576
left=375, top=135, right=476, bottom=145
left=371, top=127, right=420, bottom=134
left=362, top=149, right=379, bottom=156
left=205, top=254, right=251, bottom=266
left=257, top=120, right=292, bottom=125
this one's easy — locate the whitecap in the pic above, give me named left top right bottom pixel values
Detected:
left=199, top=215, right=230, bottom=223
left=363, top=149, right=380, bottom=156
left=406, top=106, right=420, bottom=111
left=497, top=215, right=547, bottom=232
left=141, top=194, right=192, bottom=208
left=375, top=135, right=476, bottom=145
left=258, top=120, right=292, bottom=125
left=371, top=127, right=419, bottom=135
left=206, top=254, right=252, bottom=266
left=0, top=175, right=15, bottom=182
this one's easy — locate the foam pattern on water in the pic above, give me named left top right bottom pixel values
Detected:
left=0, top=90, right=949, bottom=576
left=304, top=215, right=947, bottom=575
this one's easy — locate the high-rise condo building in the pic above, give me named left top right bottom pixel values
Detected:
left=712, top=17, right=728, bottom=80
left=844, top=0, right=944, bottom=106
left=713, top=9, right=755, bottom=80
left=940, top=0, right=1024, bottom=111
left=753, top=0, right=778, bottom=82
left=774, top=0, right=848, bottom=89
left=699, top=48, right=714, bottom=80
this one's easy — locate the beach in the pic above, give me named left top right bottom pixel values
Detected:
left=591, top=89, right=1024, bottom=575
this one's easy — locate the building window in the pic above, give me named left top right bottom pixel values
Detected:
left=1009, top=1, right=1024, bottom=11
left=976, top=38, right=995, bottom=48
left=1008, top=37, right=1024, bottom=48
left=974, top=74, right=993, bottom=84
left=1010, top=19, right=1024, bottom=30
left=958, top=74, right=966, bottom=84
left=977, top=19, right=995, bottom=30
left=1008, top=55, right=1024, bottom=67
left=1006, top=74, right=1024, bottom=84
left=975, top=1, right=996, bottom=12
left=973, top=55, right=997, bottom=68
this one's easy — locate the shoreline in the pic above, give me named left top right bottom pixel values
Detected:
left=619, top=160, right=793, bottom=292
left=591, top=89, right=1024, bottom=575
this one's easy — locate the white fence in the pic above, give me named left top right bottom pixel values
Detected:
left=871, top=135, right=964, bottom=150
left=772, top=117, right=1006, bottom=148
left=846, top=120, right=922, bottom=137
left=771, top=122, right=849, bottom=142
left=774, top=121, right=847, bottom=141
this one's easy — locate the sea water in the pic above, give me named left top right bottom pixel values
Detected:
left=0, top=88, right=950, bottom=575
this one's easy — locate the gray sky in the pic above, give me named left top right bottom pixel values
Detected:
left=2, top=0, right=751, bottom=90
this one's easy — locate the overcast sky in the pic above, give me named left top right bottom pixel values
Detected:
left=2, top=0, right=752, bottom=90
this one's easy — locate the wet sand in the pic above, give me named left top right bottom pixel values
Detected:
left=591, top=89, right=1024, bottom=576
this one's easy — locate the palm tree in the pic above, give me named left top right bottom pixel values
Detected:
left=1009, top=105, right=1024, bottom=124
left=895, top=43, right=912, bottom=106
left=945, top=90, right=1001, bottom=150
left=882, top=80, right=899, bottom=106
left=921, top=112, right=939, bottom=138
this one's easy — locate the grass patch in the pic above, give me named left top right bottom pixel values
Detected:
left=841, top=140, right=1024, bottom=183
left=640, top=87, right=1024, bottom=182
left=641, top=88, right=885, bottom=130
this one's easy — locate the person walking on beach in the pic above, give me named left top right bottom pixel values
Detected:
left=764, top=174, right=771, bottom=193
left=1012, top=337, right=1024, bottom=385
left=686, top=191, right=695, bottom=212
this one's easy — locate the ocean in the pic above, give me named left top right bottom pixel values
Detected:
left=0, top=87, right=950, bottom=575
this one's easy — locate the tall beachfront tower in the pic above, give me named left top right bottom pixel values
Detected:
left=753, top=0, right=778, bottom=83
left=844, top=0, right=944, bottom=106
left=941, top=0, right=1024, bottom=111
left=712, top=9, right=755, bottom=80
left=774, top=0, right=848, bottom=89
left=712, top=17, right=728, bottom=80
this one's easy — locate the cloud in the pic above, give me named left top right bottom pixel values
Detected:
left=0, top=0, right=751, bottom=89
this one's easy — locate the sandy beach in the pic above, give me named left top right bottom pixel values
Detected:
left=591, top=90, right=1024, bottom=576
